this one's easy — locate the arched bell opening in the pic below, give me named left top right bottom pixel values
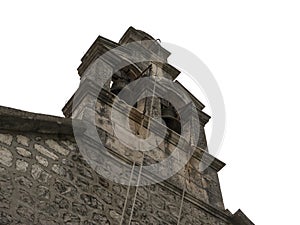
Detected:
left=109, top=64, right=138, bottom=105
left=160, top=99, right=181, bottom=135
left=110, top=63, right=152, bottom=107
left=110, top=65, right=134, bottom=95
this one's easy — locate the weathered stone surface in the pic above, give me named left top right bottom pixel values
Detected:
left=61, top=139, right=77, bottom=151
left=37, top=201, right=59, bottom=217
left=54, top=179, right=77, bottom=198
left=16, top=205, right=34, bottom=222
left=34, top=144, right=59, bottom=160
left=16, top=159, right=29, bottom=172
left=80, top=193, right=101, bottom=209
left=0, top=211, right=13, bottom=225
left=19, top=188, right=34, bottom=205
left=16, top=147, right=32, bottom=158
left=0, top=130, right=233, bottom=224
left=63, top=213, right=81, bottom=225
left=36, top=185, right=50, bottom=200
left=0, top=116, right=234, bottom=224
left=45, top=139, right=70, bottom=156
left=31, top=164, right=44, bottom=180
left=92, top=212, right=110, bottom=224
left=0, top=146, right=13, bottom=167
left=31, top=164, right=51, bottom=182
left=16, top=135, right=30, bottom=147
left=109, top=209, right=121, bottom=221
left=15, top=176, right=33, bottom=189
left=36, top=155, right=49, bottom=167
left=54, top=194, right=70, bottom=209
left=72, top=201, right=88, bottom=216
left=0, top=133, right=13, bottom=146
left=38, top=215, right=60, bottom=225
left=51, top=164, right=65, bottom=175
left=0, top=193, right=10, bottom=209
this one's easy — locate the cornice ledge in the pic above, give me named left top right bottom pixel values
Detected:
left=192, top=145, right=226, bottom=172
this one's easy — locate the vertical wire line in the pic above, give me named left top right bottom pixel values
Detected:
left=128, top=39, right=161, bottom=224
left=128, top=152, right=145, bottom=224
left=119, top=161, right=136, bottom=225
left=177, top=187, right=186, bottom=225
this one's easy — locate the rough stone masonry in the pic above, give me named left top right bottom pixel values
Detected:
left=0, top=27, right=254, bottom=224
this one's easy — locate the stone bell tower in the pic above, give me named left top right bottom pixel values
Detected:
left=61, top=27, right=254, bottom=224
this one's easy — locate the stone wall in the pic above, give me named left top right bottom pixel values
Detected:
left=0, top=129, right=231, bottom=224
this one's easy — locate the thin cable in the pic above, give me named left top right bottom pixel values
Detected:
left=128, top=39, right=161, bottom=224
left=119, top=161, right=136, bottom=225
left=177, top=187, right=186, bottom=225
left=128, top=152, right=145, bottom=224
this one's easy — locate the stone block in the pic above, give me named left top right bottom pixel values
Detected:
left=45, top=139, right=70, bottom=156
left=16, top=135, right=30, bottom=147
left=16, top=147, right=32, bottom=158
left=31, top=164, right=51, bottom=182
left=0, top=146, right=13, bottom=167
left=15, top=176, right=33, bottom=189
left=16, top=159, right=29, bottom=172
left=34, top=144, right=59, bottom=160
left=36, top=155, right=49, bottom=167
left=0, top=134, right=13, bottom=146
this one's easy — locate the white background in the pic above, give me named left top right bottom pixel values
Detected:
left=1, top=1, right=300, bottom=224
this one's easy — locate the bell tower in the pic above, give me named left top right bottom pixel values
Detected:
left=62, top=27, right=253, bottom=224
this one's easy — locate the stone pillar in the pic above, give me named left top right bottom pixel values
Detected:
left=179, top=103, right=210, bottom=151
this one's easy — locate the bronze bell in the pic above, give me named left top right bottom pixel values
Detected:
left=161, top=107, right=181, bottom=134
left=111, top=79, right=129, bottom=95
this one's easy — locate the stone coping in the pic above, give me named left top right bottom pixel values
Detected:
left=0, top=105, right=83, bottom=135
left=231, top=209, right=255, bottom=225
